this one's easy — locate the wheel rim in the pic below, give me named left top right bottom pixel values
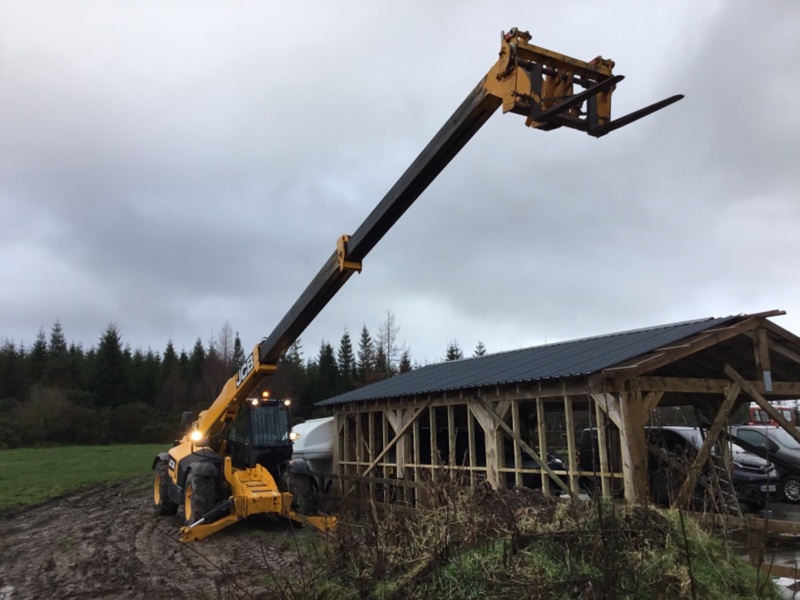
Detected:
left=154, top=473, right=162, bottom=505
left=785, top=479, right=800, bottom=502
left=185, top=483, right=193, bottom=522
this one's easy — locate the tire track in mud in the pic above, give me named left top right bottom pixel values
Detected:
left=0, top=476, right=309, bottom=600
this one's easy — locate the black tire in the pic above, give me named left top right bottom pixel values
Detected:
left=153, top=461, right=179, bottom=516
left=183, top=471, right=216, bottom=525
left=282, top=471, right=320, bottom=515
left=782, top=475, right=800, bottom=503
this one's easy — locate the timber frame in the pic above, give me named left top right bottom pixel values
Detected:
left=322, top=311, right=800, bottom=506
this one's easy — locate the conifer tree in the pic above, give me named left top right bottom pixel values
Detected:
left=233, top=332, right=246, bottom=371
left=357, top=325, right=375, bottom=382
left=27, top=327, right=48, bottom=385
left=399, top=348, right=413, bottom=373
left=316, top=341, right=341, bottom=401
left=337, top=329, right=356, bottom=389
left=445, top=339, right=464, bottom=361
left=46, top=320, right=74, bottom=388
left=92, top=323, right=129, bottom=407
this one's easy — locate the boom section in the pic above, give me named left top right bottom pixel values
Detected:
left=255, top=27, right=683, bottom=367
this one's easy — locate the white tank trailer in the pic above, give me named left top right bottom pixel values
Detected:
left=290, top=417, right=334, bottom=492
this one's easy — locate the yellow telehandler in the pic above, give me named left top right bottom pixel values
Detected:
left=152, top=27, right=682, bottom=541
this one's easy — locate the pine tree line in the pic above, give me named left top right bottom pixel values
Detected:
left=0, top=315, right=487, bottom=448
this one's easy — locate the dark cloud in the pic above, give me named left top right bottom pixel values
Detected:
left=1, top=2, right=798, bottom=363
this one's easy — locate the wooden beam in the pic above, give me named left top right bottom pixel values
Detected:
left=643, top=391, right=664, bottom=413
left=361, top=401, right=431, bottom=477
left=602, top=315, right=770, bottom=381
left=765, top=340, right=800, bottom=367
left=472, top=395, right=573, bottom=497
left=634, top=376, right=800, bottom=395
left=762, top=318, right=800, bottom=347
left=592, top=393, right=623, bottom=429
left=754, top=327, right=773, bottom=392
left=675, top=382, right=740, bottom=507
left=725, top=364, right=800, bottom=447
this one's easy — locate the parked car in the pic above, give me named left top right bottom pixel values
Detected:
left=578, top=426, right=779, bottom=510
left=729, top=425, right=800, bottom=503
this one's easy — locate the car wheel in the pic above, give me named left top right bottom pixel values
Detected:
left=782, top=476, right=800, bottom=503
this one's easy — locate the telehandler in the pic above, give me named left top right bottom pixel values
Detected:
left=153, top=27, right=682, bottom=541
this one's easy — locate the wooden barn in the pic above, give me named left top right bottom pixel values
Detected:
left=316, top=310, right=800, bottom=506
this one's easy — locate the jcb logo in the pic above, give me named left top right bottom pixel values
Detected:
left=236, top=353, right=255, bottom=387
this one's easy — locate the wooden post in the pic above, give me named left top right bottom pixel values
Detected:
left=429, top=405, right=438, bottom=481
left=385, top=409, right=405, bottom=480
left=563, top=391, right=579, bottom=495
left=619, top=389, right=649, bottom=504
left=332, top=414, right=343, bottom=495
left=412, top=417, right=421, bottom=503
left=537, top=398, right=550, bottom=495
left=747, top=523, right=765, bottom=567
left=469, top=401, right=500, bottom=488
left=594, top=406, right=611, bottom=498
left=363, top=401, right=431, bottom=478
left=472, top=396, right=573, bottom=497
left=467, top=405, right=476, bottom=486
left=447, top=405, right=456, bottom=468
left=512, top=400, right=522, bottom=487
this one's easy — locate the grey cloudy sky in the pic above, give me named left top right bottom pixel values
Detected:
left=1, top=1, right=799, bottom=365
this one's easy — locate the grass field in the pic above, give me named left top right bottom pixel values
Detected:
left=0, top=444, right=165, bottom=511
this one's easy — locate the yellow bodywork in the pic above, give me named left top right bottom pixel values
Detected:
left=179, top=457, right=336, bottom=542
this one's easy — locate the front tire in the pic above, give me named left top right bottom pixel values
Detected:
left=183, top=471, right=216, bottom=525
left=153, top=461, right=178, bottom=516
left=782, top=475, right=800, bottom=503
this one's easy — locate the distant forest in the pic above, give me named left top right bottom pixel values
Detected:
left=0, top=314, right=487, bottom=448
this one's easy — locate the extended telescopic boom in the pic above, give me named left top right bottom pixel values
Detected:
left=197, top=27, right=683, bottom=439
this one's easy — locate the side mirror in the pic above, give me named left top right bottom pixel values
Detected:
left=180, top=411, right=197, bottom=433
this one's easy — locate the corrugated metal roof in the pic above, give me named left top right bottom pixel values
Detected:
left=316, top=315, right=738, bottom=407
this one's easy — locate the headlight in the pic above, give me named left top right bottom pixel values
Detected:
left=289, top=431, right=300, bottom=441
left=190, top=429, right=203, bottom=442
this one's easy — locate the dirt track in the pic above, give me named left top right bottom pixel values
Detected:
left=0, top=476, right=311, bottom=600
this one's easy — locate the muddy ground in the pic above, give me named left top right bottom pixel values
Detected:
left=0, top=476, right=316, bottom=600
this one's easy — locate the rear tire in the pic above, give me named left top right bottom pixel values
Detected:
left=153, top=461, right=178, bottom=516
left=183, top=471, right=216, bottom=525
left=782, top=475, right=800, bottom=503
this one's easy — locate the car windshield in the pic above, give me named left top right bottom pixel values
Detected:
left=766, top=428, right=800, bottom=450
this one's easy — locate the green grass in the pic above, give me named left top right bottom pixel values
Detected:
left=0, top=444, right=165, bottom=510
